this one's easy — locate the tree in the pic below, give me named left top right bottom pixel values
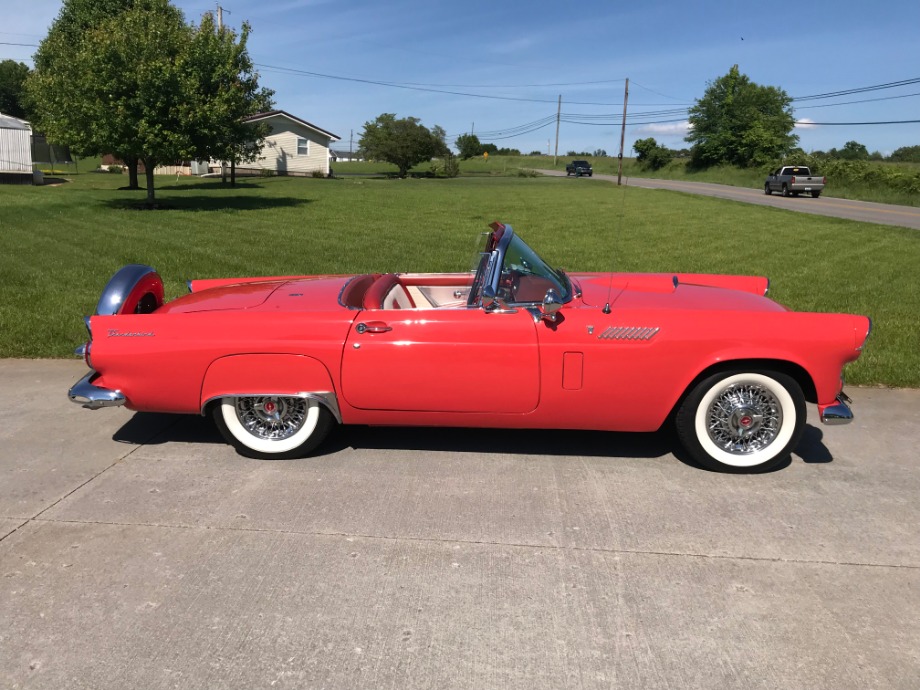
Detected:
left=836, top=140, right=869, bottom=160
left=0, top=60, right=31, bottom=119
left=182, top=12, right=274, bottom=186
left=455, top=133, right=482, bottom=159
left=359, top=114, right=448, bottom=177
left=27, top=0, right=272, bottom=202
left=633, top=137, right=672, bottom=170
left=686, top=65, right=797, bottom=168
left=593, top=149, right=607, bottom=157
left=28, top=0, right=143, bottom=186
left=889, top=145, right=920, bottom=163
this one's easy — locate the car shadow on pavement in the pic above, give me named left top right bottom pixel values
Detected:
left=113, top=414, right=834, bottom=470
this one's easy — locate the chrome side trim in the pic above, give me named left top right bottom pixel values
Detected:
left=68, top=370, right=125, bottom=409
left=96, top=264, right=158, bottom=316
left=201, top=391, right=342, bottom=423
left=820, top=393, right=854, bottom=425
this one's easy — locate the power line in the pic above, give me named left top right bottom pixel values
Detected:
left=796, top=119, right=920, bottom=125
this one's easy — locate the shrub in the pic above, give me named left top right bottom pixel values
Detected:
left=429, top=156, right=460, bottom=178
left=311, top=169, right=326, bottom=178
left=514, top=168, right=540, bottom=178
left=107, top=165, right=123, bottom=173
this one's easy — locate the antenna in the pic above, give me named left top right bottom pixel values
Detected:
left=603, top=176, right=628, bottom=314
left=605, top=77, right=631, bottom=314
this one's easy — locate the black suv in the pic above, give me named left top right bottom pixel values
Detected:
left=565, top=160, right=593, bottom=177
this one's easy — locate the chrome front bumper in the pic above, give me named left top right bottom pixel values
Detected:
left=68, top=370, right=125, bottom=410
left=820, top=392, right=853, bottom=425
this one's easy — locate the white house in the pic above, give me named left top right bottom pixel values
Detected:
left=238, top=110, right=340, bottom=177
left=0, top=112, right=33, bottom=184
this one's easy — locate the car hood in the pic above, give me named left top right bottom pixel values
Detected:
left=157, top=275, right=353, bottom=314
left=573, top=272, right=785, bottom=313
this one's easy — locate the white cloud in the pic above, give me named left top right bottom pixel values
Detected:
left=632, top=121, right=691, bottom=137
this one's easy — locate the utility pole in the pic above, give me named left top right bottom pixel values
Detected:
left=349, top=129, right=353, bottom=155
left=553, top=94, right=561, bottom=166
left=617, top=77, right=629, bottom=186
left=617, top=78, right=629, bottom=186
left=471, top=122, right=474, bottom=135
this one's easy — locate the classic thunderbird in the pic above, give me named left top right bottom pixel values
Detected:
left=69, top=223, right=870, bottom=473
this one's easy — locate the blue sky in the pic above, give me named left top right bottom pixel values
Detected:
left=3, top=0, right=920, bottom=157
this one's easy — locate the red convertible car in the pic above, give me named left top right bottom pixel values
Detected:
left=69, top=223, right=870, bottom=473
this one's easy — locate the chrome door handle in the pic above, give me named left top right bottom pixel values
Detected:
left=356, top=321, right=392, bottom=334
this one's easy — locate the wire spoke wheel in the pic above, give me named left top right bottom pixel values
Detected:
left=235, top=396, right=308, bottom=441
left=676, top=370, right=806, bottom=473
left=214, top=394, right=334, bottom=459
left=705, top=383, right=782, bottom=455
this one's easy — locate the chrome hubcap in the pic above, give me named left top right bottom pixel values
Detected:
left=235, top=396, right=308, bottom=441
left=706, top=383, right=782, bottom=455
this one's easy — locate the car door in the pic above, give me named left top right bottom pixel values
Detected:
left=341, top=307, right=539, bottom=413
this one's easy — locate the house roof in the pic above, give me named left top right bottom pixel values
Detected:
left=0, top=113, right=31, bottom=131
left=244, top=110, right=340, bottom=141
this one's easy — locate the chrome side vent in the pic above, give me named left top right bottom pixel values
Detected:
left=598, top=326, right=660, bottom=341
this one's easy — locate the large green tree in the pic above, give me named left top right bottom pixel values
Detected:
left=455, top=133, right=482, bottom=160
left=889, top=145, right=920, bottom=163
left=0, top=60, right=31, bottom=119
left=26, top=0, right=271, bottom=201
left=359, top=114, right=448, bottom=177
left=633, top=137, right=672, bottom=170
left=183, top=12, right=274, bottom=185
left=831, top=140, right=869, bottom=160
left=28, top=0, right=143, bottom=186
left=686, top=65, right=797, bottom=168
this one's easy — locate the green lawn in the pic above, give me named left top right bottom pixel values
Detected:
left=1, top=173, right=917, bottom=387
left=334, top=156, right=920, bottom=207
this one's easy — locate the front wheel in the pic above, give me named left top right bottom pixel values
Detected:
left=213, top=395, right=334, bottom=459
left=675, top=371, right=806, bottom=473
left=764, top=184, right=772, bottom=195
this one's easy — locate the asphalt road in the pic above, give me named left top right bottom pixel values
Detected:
left=538, top=169, right=920, bottom=230
left=2, top=360, right=919, bottom=689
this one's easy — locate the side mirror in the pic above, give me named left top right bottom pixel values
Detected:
left=539, top=289, right=563, bottom=322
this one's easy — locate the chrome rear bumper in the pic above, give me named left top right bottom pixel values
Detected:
left=68, top=370, right=125, bottom=410
left=819, top=392, right=853, bottom=425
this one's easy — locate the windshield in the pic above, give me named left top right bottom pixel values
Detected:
left=499, top=233, right=571, bottom=304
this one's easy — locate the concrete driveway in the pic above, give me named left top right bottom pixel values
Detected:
left=2, top=359, right=918, bottom=689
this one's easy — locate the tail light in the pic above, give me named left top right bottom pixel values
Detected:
left=823, top=177, right=827, bottom=184
left=791, top=176, right=796, bottom=184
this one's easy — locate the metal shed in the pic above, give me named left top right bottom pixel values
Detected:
left=0, top=112, right=33, bottom=184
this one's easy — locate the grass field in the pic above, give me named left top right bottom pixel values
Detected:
left=335, top=156, right=920, bottom=207
left=1, top=172, right=917, bottom=387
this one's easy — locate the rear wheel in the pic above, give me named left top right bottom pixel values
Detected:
left=811, top=191, right=821, bottom=198
left=781, top=184, right=790, bottom=197
left=213, top=395, right=334, bottom=459
left=676, top=370, right=806, bottom=473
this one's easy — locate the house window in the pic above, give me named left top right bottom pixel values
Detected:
left=297, top=138, right=309, bottom=155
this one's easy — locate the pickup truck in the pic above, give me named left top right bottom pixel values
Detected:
left=764, top=166, right=826, bottom=198
left=565, top=160, right=593, bottom=177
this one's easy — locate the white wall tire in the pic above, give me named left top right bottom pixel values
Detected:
left=676, top=370, right=806, bottom=473
left=213, top=396, right=333, bottom=459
